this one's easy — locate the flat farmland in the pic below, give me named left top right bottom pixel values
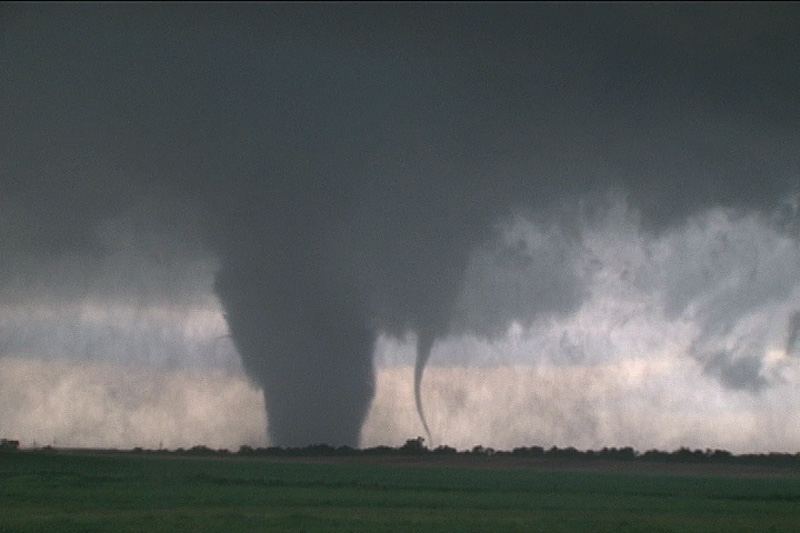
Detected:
left=2, top=451, right=800, bottom=532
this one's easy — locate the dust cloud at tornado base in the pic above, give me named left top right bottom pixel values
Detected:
left=2, top=4, right=800, bottom=449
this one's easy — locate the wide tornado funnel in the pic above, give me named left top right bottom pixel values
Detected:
left=214, top=256, right=376, bottom=448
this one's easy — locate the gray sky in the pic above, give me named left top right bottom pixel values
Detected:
left=2, top=2, right=800, bottom=450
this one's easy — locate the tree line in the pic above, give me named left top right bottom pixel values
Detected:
left=8, top=436, right=800, bottom=467
left=123, top=437, right=800, bottom=467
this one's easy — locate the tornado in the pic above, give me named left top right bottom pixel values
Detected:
left=214, top=256, right=375, bottom=447
left=414, top=331, right=436, bottom=444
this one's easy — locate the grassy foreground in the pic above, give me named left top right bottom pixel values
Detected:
left=2, top=451, right=800, bottom=532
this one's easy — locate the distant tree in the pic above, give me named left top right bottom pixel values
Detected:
left=597, top=447, right=636, bottom=461
left=363, top=445, right=395, bottom=455
left=433, top=445, right=457, bottom=455
left=512, top=446, right=545, bottom=457
left=188, top=445, right=214, bottom=456
left=0, top=439, right=19, bottom=451
left=670, top=447, right=708, bottom=463
left=546, top=446, right=580, bottom=459
left=709, top=449, right=733, bottom=462
left=400, top=437, right=427, bottom=454
left=470, top=445, right=495, bottom=456
left=642, top=449, right=670, bottom=462
left=336, top=445, right=356, bottom=456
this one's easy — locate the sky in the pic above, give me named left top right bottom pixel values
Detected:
left=2, top=2, right=800, bottom=452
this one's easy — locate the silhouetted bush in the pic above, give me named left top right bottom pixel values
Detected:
left=400, top=437, right=428, bottom=455
left=433, top=445, right=457, bottom=455
left=512, top=446, right=545, bottom=457
left=187, top=445, right=215, bottom=456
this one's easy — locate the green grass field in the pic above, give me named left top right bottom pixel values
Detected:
left=2, top=451, right=800, bottom=532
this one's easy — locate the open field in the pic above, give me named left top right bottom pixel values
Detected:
left=2, top=451, right=800, bottom=532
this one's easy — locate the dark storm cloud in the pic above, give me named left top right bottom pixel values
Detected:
left=2, top=3, right=799, bottom=446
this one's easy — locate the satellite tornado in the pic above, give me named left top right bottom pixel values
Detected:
left=414, top=332, right=436, bottom=443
